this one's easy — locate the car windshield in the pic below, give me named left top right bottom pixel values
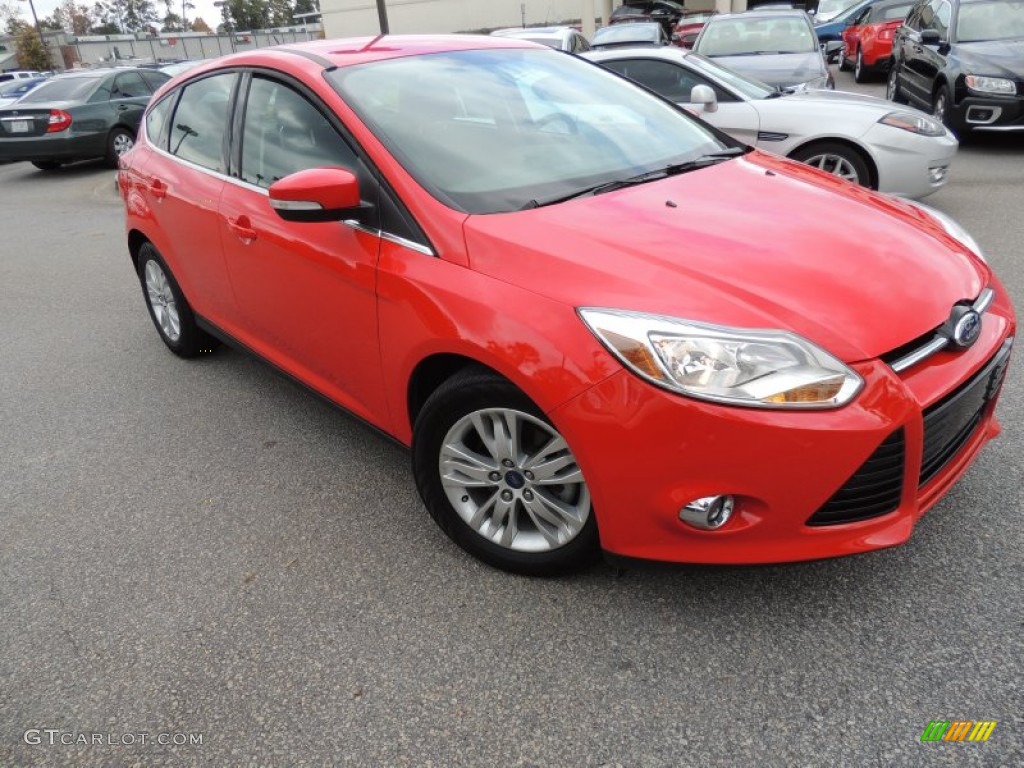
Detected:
left=685, top=53, right=777, bottom=99
left=956, top=0, right=1024, bottom=42
left=329, top=48, right=734, bottom=214
left=18, top=75, right=102, bottom=103
left=593, top=23, right=662, bottom=45
left=697, top=17, right=817, bottom=55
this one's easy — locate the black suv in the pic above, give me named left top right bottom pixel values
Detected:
left=887, top=0, right=1024, bottom=134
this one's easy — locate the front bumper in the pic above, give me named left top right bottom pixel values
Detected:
left=863, top=122, right=958, bottom=199
left=550, top=283, right=1014, bottom=565
left=952, top=94, right=1024, bottom=132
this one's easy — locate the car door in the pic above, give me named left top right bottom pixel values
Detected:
left=602, top=58, right=761, bottom=145
left=138, top=72, right=239, bottom=325
left=900, top=0, right=949, bottom=104
left=843, top=6, right=873, bottom=61
left=217, top=73, right=389, bottom=424
left=109, top=71, right=154, bottom=133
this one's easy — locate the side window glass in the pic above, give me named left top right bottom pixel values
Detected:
left=239, top=76, right=358, bottom=188
left=170, top=73, right=236, bottom=173
left=140, top=71, right=171, bottom=92
left=615, top=59, right=707, bottom=104
left=145, top=93, right=176, bottom=151
left=905, top=1, right=925, bottom=29
left=932, top=0, right=950, bottom=36
left=112, top=72, right=151, bottom=99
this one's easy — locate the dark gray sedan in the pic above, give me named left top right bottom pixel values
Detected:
left=0, top=68, right=169, bottom=170
left=693, top=10, right=835, bottom=90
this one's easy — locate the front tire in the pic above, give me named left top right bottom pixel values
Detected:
left=790, top=142, right=872, bottom=189
left=137, top=242, right=215, bottom=358
left=412, top=369, right=599, bottom=576
left=106, top=127, right=134, bottom=168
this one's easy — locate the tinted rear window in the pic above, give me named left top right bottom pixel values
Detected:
left=19, top=77, right=102, bottom=103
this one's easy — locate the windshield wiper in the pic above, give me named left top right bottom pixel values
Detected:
left=521, top=149, right=747, bottom=210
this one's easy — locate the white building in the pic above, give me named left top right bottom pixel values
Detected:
left=321, top=1, right=749, bottom=40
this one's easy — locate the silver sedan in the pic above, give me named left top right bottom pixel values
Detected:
left=585, top=46, right=958, bottom=198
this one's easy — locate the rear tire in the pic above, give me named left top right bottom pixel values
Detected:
left=137, top=242, right=217, bottom=358
left=887, top=62, right=908, bottom=104
left=412, top=368, right=599, bottom=576
left=853, top=47, right=869, bottom=83
left=31, top=160, right=61, bottom=171
left=106, top=127, right=134, bottom=168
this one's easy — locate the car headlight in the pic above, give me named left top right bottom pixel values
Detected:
left=578, top=309, right=863, bottom=409
left=903, top=200, right=986, bottom=263
left=965, top=75, right=1016, bottom=96
left=878, top=111, right=947, bottom=137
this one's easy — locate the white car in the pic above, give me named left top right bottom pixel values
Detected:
left=585, top=46, right=957, bottom=198
left=490, top=26, right=592, bottom=54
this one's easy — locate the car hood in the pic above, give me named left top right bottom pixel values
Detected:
left=954, top=40, right=1024, bottom=79
left=711, top=52, right=825, bottom=87
left=462, top=152, right=987, bottom=363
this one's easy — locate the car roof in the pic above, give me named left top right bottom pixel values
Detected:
left=712, top=10, right=812, bottom=21
left=261, top=35, right=540, bottom=70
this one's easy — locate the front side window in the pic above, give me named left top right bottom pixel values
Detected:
left=603, top=59, right=712, bottom=103
left=111, top=72, right=151, bottom=99
left=330, top=48, right=734, bottom=214
left=169, top=73, right=236, bottom=173
left=239, top=77, right=358, bottom=188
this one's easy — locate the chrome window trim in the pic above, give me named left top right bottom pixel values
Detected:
left=889, top=288, right=996, bottom=374
left=343, top=219, right=436, bottom=256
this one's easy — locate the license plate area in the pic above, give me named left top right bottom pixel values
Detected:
left=7, top=119, right=32, bottom=133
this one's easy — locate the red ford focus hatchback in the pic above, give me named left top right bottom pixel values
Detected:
left=119, top=36, right=1014, bottom=575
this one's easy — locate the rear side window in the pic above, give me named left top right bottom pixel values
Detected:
left=239, top=76, right=358, bottom=188
left=169, top=73, right=236, bottom=173
left=111, top=72, right=152, bottom=99
left=140, top=71, right=171, bottom=91
left=145, top=93, right=176, bottom=151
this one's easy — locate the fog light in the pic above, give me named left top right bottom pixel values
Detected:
left=928, top=165, right=949, bottom=184
left=679, top=495, right=734, bottom=530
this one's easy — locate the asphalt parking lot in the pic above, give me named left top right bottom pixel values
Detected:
left=2, top=69, right=1022, bottom=767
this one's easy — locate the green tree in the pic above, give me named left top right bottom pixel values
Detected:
left=226, top=0, right=268, bottom=31
left=90, top=1, right=122, bottom=33
left=53, top=0, right=93, bottom=34
left=267, top=0, right=291, bottom=26
left=189, top=16, right=210, bottom=32
left=122, top=0, right=159, bottom=31
left=293, top=0, right=317, bottom=16
left=16, top=25, right=51, bottom=69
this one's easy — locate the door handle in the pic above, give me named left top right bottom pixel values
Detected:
left=228, top=215, right=257, bottom=244
left=149, top=178, right=166, bottom=200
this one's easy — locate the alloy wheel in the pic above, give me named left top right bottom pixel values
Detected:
left=802, top=152, right=861, bottom=184
left=112, top=132, right=134, bottom=157
left=933, top=91, right=948, bottom=124
left=439, top=408, right=590, bottom=553
left=144, top=260, right=181, bottom=342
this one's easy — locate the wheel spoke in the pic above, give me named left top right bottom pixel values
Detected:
left=529, top=453, right=578, bottom=482
left=494, top=498, right=518, bottom=547
left=467, top=490, right=498, bottom=530
left=521, top=495, right=570, bottom=548
left=535, top=487, right=585, bottom=525
left=441, top=443, right=499, bottom=488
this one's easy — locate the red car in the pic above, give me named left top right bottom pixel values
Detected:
left=674, top=11, right=717, bottom=49
left=841, top=0, right=914, bottom=82
left=119, top=36, right=1014, bottom=575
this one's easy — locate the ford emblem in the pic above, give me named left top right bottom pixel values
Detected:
left=950, top=307, right=982, bottom=349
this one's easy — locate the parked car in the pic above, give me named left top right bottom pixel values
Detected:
left=610, top=1, right=687, bottom=36
left=160, top=60, right=209, bottom=78
left=592, top=22, right=670, bottom=48
left=840, top=0, right=914, bottom=81
left=587, top=45, right=956, bottom=197
left=675, top=11, right=718, bottom=48
left=813, top=0, right=877, bottom=42
left=0, top=70, right=44, bottom=83
left=814, top=0, right=865, bottom=21
left=490, top=26, right=592, bottom=53
left=0, top=77, right=48, bottom=108
left=888, top=0, right=1024, bottom=134
left=0, top=68, right=170, bottom=170
left=120, top=37, right=1013, bottom=575
left=694, top=10, right=836, bottom=89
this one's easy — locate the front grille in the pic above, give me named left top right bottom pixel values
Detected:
left=919, top=340, right=1013, bottom=487
left=807, top=429, right=905, bottom=526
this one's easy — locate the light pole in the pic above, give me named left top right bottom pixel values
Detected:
left=376, top=0, right=389, bottom=34
left=213, top=0, right=235, bottom=53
